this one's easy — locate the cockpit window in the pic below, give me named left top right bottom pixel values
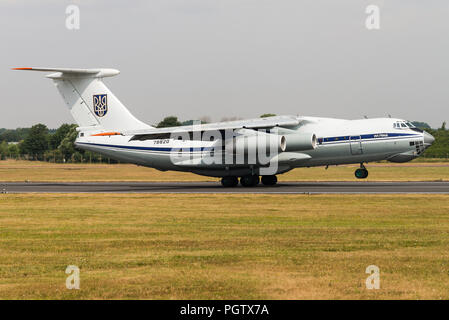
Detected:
left=393, top=121, right=413, bottom=129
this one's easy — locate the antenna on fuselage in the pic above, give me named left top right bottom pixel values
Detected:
left=363, top=115, right=368, bottom=119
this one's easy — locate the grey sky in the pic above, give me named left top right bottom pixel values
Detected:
left=1, top=0, right=448, bottom=128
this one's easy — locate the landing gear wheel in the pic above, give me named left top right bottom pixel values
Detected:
left=221, top=176, right=239, bottom=187
left=354, top=168, right=368, bottom=179
left=240, top=175, right=260, bottom=187
left=261, top=175, right=278, bottom=186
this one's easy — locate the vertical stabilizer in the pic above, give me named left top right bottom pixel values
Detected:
left=13, top=67, right=152, bottom=131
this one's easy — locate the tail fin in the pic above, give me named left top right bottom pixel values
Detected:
left=13, top=67, right=152, bottom=131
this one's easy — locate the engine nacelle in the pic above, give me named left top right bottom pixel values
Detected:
left=284, top=133, right=317, bottom=151
left=228, top=131, right=286, bottom=154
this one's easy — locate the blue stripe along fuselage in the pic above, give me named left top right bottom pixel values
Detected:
left=317, top=132, right=419, bottom=145
left=78, top=132, right=421, bottom=153
left=77, top=142, right=213, bottom=152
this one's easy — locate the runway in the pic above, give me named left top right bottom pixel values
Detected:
left=1, top=181, right=449, bottom=194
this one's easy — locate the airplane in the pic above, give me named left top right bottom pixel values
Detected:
left=14, top=67, right=435, bottom=187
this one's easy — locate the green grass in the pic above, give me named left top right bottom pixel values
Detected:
left=1, top=193, right=449, bottom=299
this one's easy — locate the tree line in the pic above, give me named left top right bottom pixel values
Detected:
left=0, top=117, right=448, bottom=162
left=0, top=123, right=101, bottom=162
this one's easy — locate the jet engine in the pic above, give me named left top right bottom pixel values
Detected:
left=283, top=133, right=317, bottom=151
left=227, top=131, right=286, bottom=154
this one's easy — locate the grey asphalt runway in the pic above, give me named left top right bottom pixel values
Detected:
left=1, top=181, right=449, bottom=194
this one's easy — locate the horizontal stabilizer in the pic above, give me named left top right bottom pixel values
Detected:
left=12, top=67, right=120, bottom=78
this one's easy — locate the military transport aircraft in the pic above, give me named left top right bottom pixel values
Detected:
left=15, top=67, right=435, bottom=187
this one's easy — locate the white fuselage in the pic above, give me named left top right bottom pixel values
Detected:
left=75, top=116, right=431, bottom=178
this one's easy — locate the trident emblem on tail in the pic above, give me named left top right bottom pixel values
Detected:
left=93, top=94, right=108, bottom=117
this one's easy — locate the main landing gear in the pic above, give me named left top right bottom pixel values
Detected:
left=240, top=175, right=260, bottom=187
left=221, top=176, right=239, bottom=187
left=220, top=175, right=278, bottom=187
left=261, top=175, right=278, bottom=186
left=354, top=163, right=369, bottom=179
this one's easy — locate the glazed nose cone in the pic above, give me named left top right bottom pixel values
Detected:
left=423, top=131, right=435, bottom=145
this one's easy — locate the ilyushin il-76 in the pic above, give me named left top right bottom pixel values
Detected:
left=15, top=67, right=434, bottom=187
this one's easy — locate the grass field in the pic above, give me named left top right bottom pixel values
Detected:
left=1, top=193, right=449, bottom=299
left=0, top=160, right=448, bottom=182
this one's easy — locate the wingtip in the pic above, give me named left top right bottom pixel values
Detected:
left=12, top=67, right=33, bottom=70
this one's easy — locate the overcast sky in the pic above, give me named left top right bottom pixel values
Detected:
left=1, top=0, right=448, bottom=128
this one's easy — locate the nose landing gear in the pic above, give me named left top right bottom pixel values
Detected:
left=355, top=163, right=369, bottom=179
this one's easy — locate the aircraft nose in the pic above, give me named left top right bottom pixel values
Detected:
left=423, top=131, right=435, bottom=145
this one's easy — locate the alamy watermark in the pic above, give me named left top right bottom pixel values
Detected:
left=365, top=265, right=380, bottom=289
left=165, top=123, right=290, bottom=176
left=365, top=5, right=380, bottom=30
left=65, top=265, right=80, bottom=290
left=66, top=4, right=80, bottom=30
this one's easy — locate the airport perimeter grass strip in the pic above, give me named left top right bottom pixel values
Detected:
left=0, top=193, right=448, bottom=299
left=0, top=160, right=449, bottom=182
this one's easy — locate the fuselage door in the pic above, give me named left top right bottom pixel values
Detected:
left=350, top=135, right=363, bottom=155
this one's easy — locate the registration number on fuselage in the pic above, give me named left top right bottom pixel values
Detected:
left=153, top=139, right=170, bottom=144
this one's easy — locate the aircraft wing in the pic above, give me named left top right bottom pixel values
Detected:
left=122, top=115, right=302, bottom=138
